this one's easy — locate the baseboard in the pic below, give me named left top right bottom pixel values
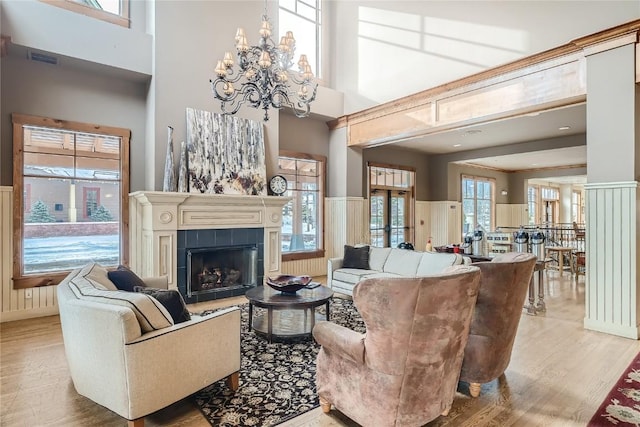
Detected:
left=584, top=317, right=640, bottom=340
left=0, top=306, right=59, bottom=323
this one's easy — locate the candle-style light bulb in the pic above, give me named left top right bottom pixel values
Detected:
left=223, top=52, right=234, bottom=67
left=215, top=60, right=226, bottom=76
left=258, top=51, right=271, bottom=68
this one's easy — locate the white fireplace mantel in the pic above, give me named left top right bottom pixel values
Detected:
left=128, top=191, right=290, bottom=288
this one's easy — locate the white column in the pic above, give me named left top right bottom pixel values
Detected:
left=68, top=182, right=77, bottom=222
left=583, top=40, right=639, bottom=339
left=559, top=184, right=572, bottom=224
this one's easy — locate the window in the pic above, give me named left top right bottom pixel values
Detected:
left=12, top=114, right=130, bottom=289
left=83, top=187, right=100, bottom=219
left=24, top=184, right=31, bottom=214
left=541, top=186, right=559, bottom=224
left=279, top=151, right=325, bottom=260
left=368, top=164, right=415, bottom=248
left=462, top=175, right=494, bottom=235
left=528, top=185, right=538, bottom=224
left=40, top=0, right=130, bottom=28
left=279, top=0, right=322, bottom=78
left=572, top=190, right=583, bottom=223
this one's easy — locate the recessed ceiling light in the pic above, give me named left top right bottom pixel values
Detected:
left=532, top=163, right=538, bottom=166
left=453, top=144, right=461, bottom=147
left=558, top=126, right=571, bottom=131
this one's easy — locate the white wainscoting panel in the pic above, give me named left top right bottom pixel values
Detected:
left=325, top=197, right=367, bottom=259
left=415, top=201, right=431, bottom=252
left=496, top=204, right=528, bottom=229
left=429, top=201, right=461, bottom=247
left=584, top=181, right=640, bottom=339
left=1, top=187, right=58, bottom=322
left=281, top=257, right=327, bottom=278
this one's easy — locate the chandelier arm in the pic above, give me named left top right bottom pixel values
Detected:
left=270, top=86, right=315, bottom=118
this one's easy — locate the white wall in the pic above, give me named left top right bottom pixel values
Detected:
left=331, top=0, right=640, bottom=113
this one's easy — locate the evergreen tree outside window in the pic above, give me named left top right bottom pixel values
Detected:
left=91, top=205, right=114, bottom=222
left=27, top=200, right=56, bottom=223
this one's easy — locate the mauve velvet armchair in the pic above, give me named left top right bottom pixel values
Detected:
left=460, top=252, right=537, bottom=397
left=313, top=265, right=482, bottom=427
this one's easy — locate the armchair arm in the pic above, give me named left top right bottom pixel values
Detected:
left=142, top=276, right=168, bottom=289
left=327, top=258, right=344, bottom=288
left=313, top=321, right=365, bottom=365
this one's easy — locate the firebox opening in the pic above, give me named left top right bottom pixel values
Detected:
left=187, top=245, right=258, bottom=297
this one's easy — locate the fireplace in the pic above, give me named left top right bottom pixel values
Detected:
left=128, top=192, right=288, bottom=304
left=177, top=227, right=264, bottom=303
left=187, top=245, right=257, bottom=296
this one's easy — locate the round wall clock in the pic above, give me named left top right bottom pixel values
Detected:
left=269, top=175, right=288, bottom=196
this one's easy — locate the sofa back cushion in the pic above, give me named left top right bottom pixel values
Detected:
left=369, top=247, right=392, bottom=271
left=382, top=249, right=423, bottom=276
left=67, top=265, right=173, bottom=332
left=416, top=252, right=463, bottom=276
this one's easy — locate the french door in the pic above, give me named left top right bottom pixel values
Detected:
left=370, top=189, right=410, bottom=248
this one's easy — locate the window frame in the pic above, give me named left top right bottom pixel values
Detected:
left=367, top=162, right=415, bottom=248
left=12, top=113, right=130, bottom=289
left=279, top=150, right=326, bottom=262
left=40, top=0, right=130, bottom=28
left=461, top=174, right=495, bottom=235
left=279, top=0, right=324, bottom=81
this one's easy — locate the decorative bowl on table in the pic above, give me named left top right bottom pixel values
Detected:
left=266, top=275, right=312, bottom=294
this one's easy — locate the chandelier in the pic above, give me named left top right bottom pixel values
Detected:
left=210, top=3, right=318, bottom=121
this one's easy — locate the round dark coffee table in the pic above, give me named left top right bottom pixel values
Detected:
left=245, top=285, right=334, bottom=342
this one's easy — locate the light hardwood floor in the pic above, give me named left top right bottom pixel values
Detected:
left=1, top=272, right=639, bottom=427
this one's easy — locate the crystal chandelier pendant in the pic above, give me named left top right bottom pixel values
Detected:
left=210, top=1, right=318, bottom=121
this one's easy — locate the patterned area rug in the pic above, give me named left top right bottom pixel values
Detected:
left=589, top=351, right=640, bottom=426
left=194, top=297, right=365, bottom=427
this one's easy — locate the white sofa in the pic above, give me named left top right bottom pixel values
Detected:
left=57, top=263, right=241, bottom=427
left=328, top=247, right=466, bottom=296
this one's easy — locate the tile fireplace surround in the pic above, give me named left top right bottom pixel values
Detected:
left=128, top=191, right=290, bottom=300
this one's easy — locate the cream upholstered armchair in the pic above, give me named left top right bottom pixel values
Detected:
left=57, top=264, right=241, bottom=427
left=313, top=265, right=481, bottom=427
left=460, top=252, right=537, bottom=397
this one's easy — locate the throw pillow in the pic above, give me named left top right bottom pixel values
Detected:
left=108, top=265, right=147, bottom=292
left=80, top=263, right=118, bottom=291
left=343, top=245, right=370, bottom=270
left=134, top=286, right=191, bottom=324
